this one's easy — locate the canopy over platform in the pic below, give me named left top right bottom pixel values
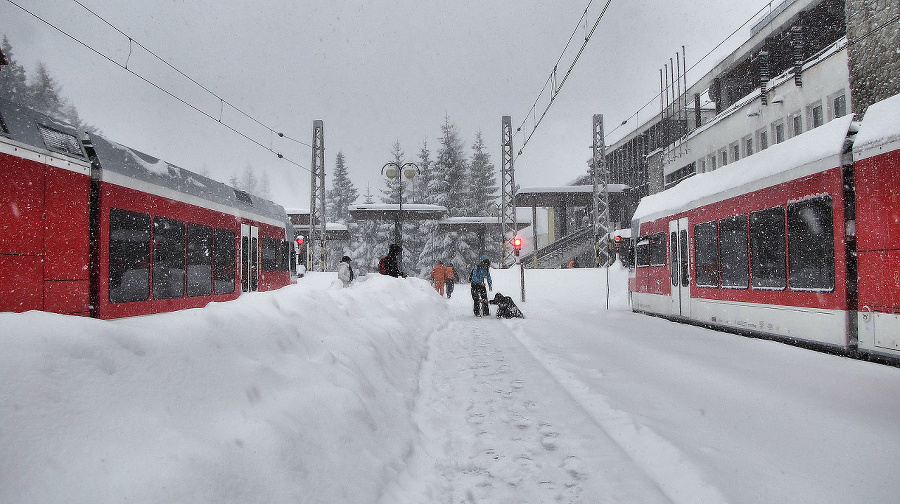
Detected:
left=514, top=184, right=629, bottom=207
left=436, top=217, right=531, bottom=233
left=285, top=209, right=351, bottom=240
left=349, top=203, right=447, bottom=221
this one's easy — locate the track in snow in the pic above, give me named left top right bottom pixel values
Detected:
left=387, top=315, right=674, bottom=503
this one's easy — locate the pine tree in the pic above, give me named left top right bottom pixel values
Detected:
left=415, top=139, right=441, bottom=273
left=0, top=36, right=29, bottom=105
left=325, top=151, right=359, bottom=223
left=434, top=116, right=472, bottom=268
left=325, top=151, right=359, bottom=270
left=349, top=184, right=382, bottom=274
left=468, top=130, right=501, bottom=261
left=28, top=62, right=65, bottom=119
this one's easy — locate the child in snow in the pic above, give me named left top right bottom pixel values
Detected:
left=488, top=292, right=525, bottom=319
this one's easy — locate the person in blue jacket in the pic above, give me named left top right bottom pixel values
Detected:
left=469, top=255, right=493, bottom=317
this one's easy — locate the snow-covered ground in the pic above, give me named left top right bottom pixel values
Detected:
left=2, top=265, right=898, bottom=503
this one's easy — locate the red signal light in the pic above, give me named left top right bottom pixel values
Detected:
left=296, top=235, right=304, bottom=246
left=512, top=237, right=522, bottom=248
left=614, top=235, right=621, bottom=243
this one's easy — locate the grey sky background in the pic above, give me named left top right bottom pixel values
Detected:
left=2, top=0, right=773, bottom=209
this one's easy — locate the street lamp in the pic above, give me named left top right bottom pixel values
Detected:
left=382, top=161, right=419, bottom=252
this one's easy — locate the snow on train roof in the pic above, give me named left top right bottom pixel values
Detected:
left=853, top=92, right=900, bottom=162
left=633, top=114, right=854, bottom=224
left=0, top=98, right=88, bottom=160
left=89, top=133, right=289, bottom=228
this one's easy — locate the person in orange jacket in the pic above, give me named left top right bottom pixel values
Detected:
left=444, top=262, right=457, bottom=298
left=430, top=261, right=446, bottom=296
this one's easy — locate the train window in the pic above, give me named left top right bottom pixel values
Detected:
left=36, top=124, right=84, bottom=158
left=277, top=241, right=291, bottom=272
left=635, top=238, right=650, bottom=267
left=152, top=217, right=186, bottom=300
left=213, top=229, right=236, bottom=294
left=0, top=111, right=8, bottom=135
left=262, top=238, right=278, bottom=271
left=787, top=196, right=835, bottom=291
left=694, top=221, right=719, bottom=287
left=750, top=207, right=787, bottom=289
left=719, top=215, right=749, bottom=289
left=186, top=223, right=213, bottom=297
left=649, top=232, right=667, bottom=266
left=108, top=209, right=151, bottom=303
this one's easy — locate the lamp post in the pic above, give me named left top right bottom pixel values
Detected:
left=382, top=161, right=419, bottom=253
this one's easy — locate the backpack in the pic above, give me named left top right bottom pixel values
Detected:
left=379, top=256, right=387, bottom=275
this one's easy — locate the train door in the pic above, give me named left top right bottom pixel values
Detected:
left=669, top=218, right=691, bottom=317
left=241, top=224, right=259, bottom=292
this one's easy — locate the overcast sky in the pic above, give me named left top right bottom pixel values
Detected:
left=2, top=0, right=774, bottom=209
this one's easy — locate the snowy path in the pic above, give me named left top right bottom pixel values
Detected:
left=386, top=313, right=674, bottom=503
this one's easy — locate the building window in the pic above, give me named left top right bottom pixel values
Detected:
left=807, top=101, right=824, bottom=129
left=743, top=136, right=753, bottom=158
left=709, top=154, right=717, bottom=170
left=730, top=142, right=740, bottom=163
left=757, top=128, right=769, bottom=151
left=719, top=214, right=749, bottom=289
left=750, top=207, right=786, bottom=289
left=787, top=196, right=835, bottom=291
left=694, top=221, right=719, bottom=287
left=828, top=91, right=847, bottom=119
left=773, top=121, right=786, bottom=144
left=720, top=149, right=728, bottom=167
left=789, top=111, right=803, bottom=137
left=699, top=158, right=707, bottom=173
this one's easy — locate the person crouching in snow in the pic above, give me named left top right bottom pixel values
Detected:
left=337, top=255, right=355, bottom=287
left=489, top=292, right=524, bottom=319
left=470, top=255, right=492, bottom=316
left=430, top=261, right=446, bottom=296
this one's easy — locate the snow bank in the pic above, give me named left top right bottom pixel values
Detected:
left=0, top=274, right=449, bottom=504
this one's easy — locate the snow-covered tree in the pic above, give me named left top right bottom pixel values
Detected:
left=326, top=151, right=359, bottom=223
left=467, top=131, right=501, bottom=261
left=433, top=116, right=472, bottom=268
left=325, top=151, right=359, bottom=270
left=0, top=36, right=29, bottom=105
left=349, top=184, right=382, bottom=274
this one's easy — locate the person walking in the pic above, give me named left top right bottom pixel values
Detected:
left=430, top=261, right=446, bottom=296
left=337, top=255, right=354, bottom=288
left=444, top=262, right=457, bottom=298
left=469, top=255, right=492, bottom=316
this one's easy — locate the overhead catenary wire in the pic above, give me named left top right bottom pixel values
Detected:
left=4, top=0, right=313, bottom=173
left=514, top=0, right=614, bottom=161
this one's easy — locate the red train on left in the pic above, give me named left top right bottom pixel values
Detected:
left=0, top=98, right=294, bottom=319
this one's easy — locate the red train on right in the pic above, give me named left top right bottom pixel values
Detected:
left=629, top=92, right=900, bottom=363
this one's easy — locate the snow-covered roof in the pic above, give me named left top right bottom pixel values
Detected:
left=853, top=92, right=900, bottom=162
left=633, top=114, right=854, bottom=224
left=349, top=203, right=447, bottom=221
left=519, top=184, right=628, bottom=194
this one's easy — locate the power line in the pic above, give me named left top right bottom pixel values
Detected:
left=604, top=1, right=779, bottom=141
left=514, top=0, right=614, bottom=162
left=4, top=0, right=312, bottom=173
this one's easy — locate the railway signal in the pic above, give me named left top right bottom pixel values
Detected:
left=512, top=236, right=522, bottom=257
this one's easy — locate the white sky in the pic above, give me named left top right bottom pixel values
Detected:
left=2, top=0, right=774, bottom=208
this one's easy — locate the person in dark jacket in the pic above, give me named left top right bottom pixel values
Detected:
left=469, top=255, right=492, bottom=316
left=381, top=244, right=405, bottom=278
left=489, top=292, right=525, bottom=319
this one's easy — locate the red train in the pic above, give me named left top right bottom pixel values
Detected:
left=630, top=92, right=900, bottom=362
left=0, top=98, right=294, bottom=319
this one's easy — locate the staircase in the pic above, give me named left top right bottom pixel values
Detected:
left=518, top=228, right=597, bottom=269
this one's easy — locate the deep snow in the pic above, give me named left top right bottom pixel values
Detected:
left=1, top=265, right=898, bottom=503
